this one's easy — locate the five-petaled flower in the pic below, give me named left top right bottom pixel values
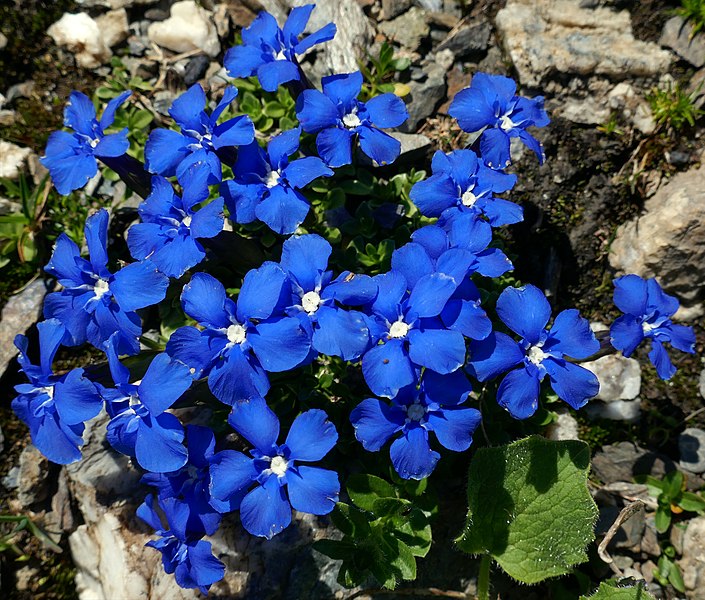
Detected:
left=41, top=90, right=131, bottom=195
left=209, top=398, right=340, bottom=539
left=296, top=71, right=409, bottom=167
left=467, top=284, right=600, bottom=419
left=449, top=73, right=549, bottom=169
left=610, top=275, right=696, bottom=380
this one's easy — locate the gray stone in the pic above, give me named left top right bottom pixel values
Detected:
left=0, top=198, right=22, bottom=216
left=437, top=20, right=491, bottom=57
left=546, top=410, right=580, bottom=441
left=17, top=445, right=51, bottom=508
left=0, top=423, right=3, bottom=454
left=597, top=505, right=645, bottom=550
left=392, top=132, right=432, bottom=163
left=677, top=517, right=705, bottom=598
left=0, top=32, right=7, bottom=50
left=680, top=428, right=705, bottom=474
left=0, top=278, right=50, bottom=377
left=582, top=354, right=641, bottom=402
left=0, top=140, right=31, bottom=180
left=398, top=60, right=447, bottom=131
left=382, top=0, right=412, bottom=20
left=2, top=466, right=20, bottom=490
left=495, top=0, right=672, bottom=87
left=183, top=55, right=211, bottom=86
left=591, top=442, right=676, bottom=484
left=660, top=16, right=705, bottom=68
left=557, top=96, right=611, bottom=125
left=148, top=1, right=221, bottom=57
left=585, top=399, right=641, bottom=422
left=699, top=368, right=705, bottom=400
left=95, top=8, right=129, bottom=49
left=75, top=0, right=158, bottom=7
left=48, top=12, right=113, bottom=69
left=379, top=7, right=430, bottom=51
left=609, top=164, right=705, bottom=308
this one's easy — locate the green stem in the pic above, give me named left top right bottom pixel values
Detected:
left=477, top=554, right=491, bottom=600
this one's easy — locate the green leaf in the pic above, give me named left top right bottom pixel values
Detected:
left=330, top=502, right=371, bottom=538
left=580, top=580, right=656, bottom=599
left=130, top=109, right=154, bottom=130
left=347, top=474, right=396, bottom=511
left=664, top=470, right=684, bottom=498
left=456, top=435, right=598, bottom=584
left=395, top=508, right=432, bottom=557
left=371, top=497, right=411, bottom=518
left=313, top=539, right=356, bottom=561
left=655, top=504, right=672, bottom=533
left=679, top=491, right=705, bottom=512
left=380, top=532, right=416, bottom=581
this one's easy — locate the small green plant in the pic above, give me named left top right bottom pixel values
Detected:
left=653, top=543, right=686, bottom=594
left=674, top=0, right=705, bottom=38
left=636, top=469, right=705, bottom=532
left=596, top=113, right=625, bottom=136
left=95, top=57, right=154, bottom=101
left=647, top=82, right=703, bottom=130
left=0, top=513, right=62, bottom=556
left=359, top=42, right=411, bottom=101
left=232, top=77, right=297, bottom=134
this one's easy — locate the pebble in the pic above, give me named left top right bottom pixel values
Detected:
left=679, top=427, right=705, bottom=474
left=660, top=16, right=705, bottom=68
left=183, top=55, right=211, bottom=87
left=585, top=399, right=641, bottom=422
left=0, top=140, right=31, bottom=180
left=47, top=12, right=112, bottom=69
left=582, top=354, right=641, bottom=402
left=17, top=445, right=51, bottom=508
left=148, top=1, right=221, bottom=57
left=378, top=7, right=430, bottom=51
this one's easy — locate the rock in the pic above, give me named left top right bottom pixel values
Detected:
left=0, top=423, right=3, bottom=453
left=0, top=140, right=31, bottom=180
left=47, top=12, right=112, bottom=69
left=379, top=7, right=430, bottom=51
left=148, top=1, right=221, bottom=57
left=0, top=198, right=22, bottom=216
left=15, top=566, right=40, bottom=592
left=700, top=369, right=705, bottom=399
left=591, top=442, right=676, bottom=484
left=546, top=410, right=580, bottom=441
left=607, top=82, right=655, bottom=134
left=582, top=354, right=641, bottom=402
left=0, top=278, right=51, bottom=377
left=557, top=96, right=611, bottom=125
left=5, top=80, right=35, bottom=105
left=75, top=0, right=158, bottom=7
left=95, top=8, right=129, bottom=49
left=17, top=445, right=51, bottom=508
left=597, top=505, right=645, bottom=550
left=495, top=0, right=672, bottom=87
left=660, top=16, right=705, bottom=68
left=183, top=55, right=211, bottom=86
left=609, top=164, right=705, bottom=308
left=437, top=20, right=491, bottom=57
left=2, top=466, right=20, bottom=490
left=0, top=32, right=7, bottom=50
left=213, top=3, right=231, bottom=39
left=382, top=0, right=412, bottom=20
left=398, top=59, right=447, bottom=131
left=680, top=428, right=705, bottom=474
left=391, top=132, right=432, bottom=163
left=585, top=399, right=641, bottom=422
left=678, top=516, right=705, bottom=598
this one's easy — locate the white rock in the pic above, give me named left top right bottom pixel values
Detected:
left=585, top=399, right=641, bottom=422
left=95, top=8, right=129, bottom=49
left=607, top=83, right=655, bottom=134
left=148, top=1, right=221, bottom=58
left=546, top=411, right=580, bottom=441
left=679, top=428, right=705, bottom=474
left=700, top=368, right=705, bottom=400
left=0, top=140, right=31, bottom=180
left=48, top=13, right=112, bottom=69
left=677, top=517, right=705, bottom=598
left=582, top=354, right=641, bottom=402
left=495, top=0, right=672, bottom=87
left=557, top=97, right=611, bottom=125
left=0, top=32, right=7, bottom=50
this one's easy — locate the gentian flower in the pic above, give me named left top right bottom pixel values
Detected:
left=610, top=275, right=696, bottom=380
left=221, top=127, right=332, bottom=234
left=41, top=91, right=131, bottom=195
left=137, top=494, right=225, bottom=594
left=224, top=4, right=336, bottom=92
left=12, top=319, right=103, bottom=464
left=142, top=425, right=221, bottom=536
left=166, top=268, right=311, bottom=405
left=466, top=284, right=600, bottom=419
left=449, top=73, right=549, bottom=169
left=145, top=84, right=255, bottom=183
left=44, top=209, right=169, bottom=356
left=127, top=164, right=224, bottom=278
left=209, top=398, right=339, bottom=539
left=361, top=269, right=466, bottom=399
left=278, top=234, right=377, bottom=361
left=409, top=149, right=522, bottom=226
left=351, top=370, right=481, bottom=479
left=296, top=71, right=409, bottom=167
left=100, top=335, right=192, bottom=473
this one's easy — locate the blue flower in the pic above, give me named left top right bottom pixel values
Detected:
left=166, top=269, right=311, bottom=405
left=467, top=284, right=600, bottom=419
left=361, top=269, right=466, bottom=399
left=351, top=370, right=481, bottom=480
left=449, top=73, right=549, bottom=169
left=44, top=209, right=169, bottom=356
left=224, top=5, right=336, bottom=92
left=142, top=425, right=221, bottom=536
left=137, top=494, right=225, bottom=595
left=222, top=127, right=333, bottom=234
left=296, top=71, right=409, bottom=167
left=41, top=91, right=131, bottom=195
left=279, top=233, right=377, bottom=360
left=12, top=319, right=103, bottom=464
left=127, top=164, right=224, bottom=278
left=100, top=335, right=192, bottom=473
left=145, top=84, right=255, bottom=183
left=208, top=398, right=339, bottom=539
left=610, top=275, right=696, bottom=380
left=409, top=149, right=521, bottom=226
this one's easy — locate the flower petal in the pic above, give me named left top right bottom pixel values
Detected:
left=357, top=126, right=401, bottom=166
left=365, top=93, right=408, bottom=128
left=362, top=339, right=415, bottom=399
left=496, top=284, right=551, bottom=344
left=181, top=272, right=231, bottom=329
left=610, top=314, right=644, bottom=357
left=315, top=127, right=354, bottom=167
left=312, top=306, right=370, bottom=361
left=350, top=398, right=405, bottom=451
left=145, top=129, right=190, bottom=176
left=249, top=317, right=311, bottom=372
left=407, top=327, right=466, bottom=374
left=239, top=475, right=292, bottom=539
left=427, top=406, right=481, bottom=451
left=287, top=466, right=339, bottom=515
left=282, top=156, right=333, bottom=189
left=466, top=331, right=524, bottom=381
left=111, top=260, right=169, bottom=312
left=139, top=353, right=193, bottom=415
left=237, top=262, right=288, bottom=321
left=281, top=233, right=331, bottom=291
left=135, top=413, right=187, bottom=473
left=285, top=409, right=338, bottom=462
left=256, top=60, right=300, bottom=92
left=208, top=449, right=258, bottom=511
left=543, top=308, right=599, bottom=359
left=390, top=425, right=439, bottom=480
left=497, top=367, right=541, bottom=420
left=228, top=395, right=279, bottom=452
left=649, top=339, right=676, bottom=380
left=544, top=358, right=599, bottom=410
left=296, top=90, right=339, bottom=133
left=255, top=185, right=310, bottom=235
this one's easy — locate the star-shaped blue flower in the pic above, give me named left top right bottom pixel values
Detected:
left=296, top=71, right=409, bottom=167
left=610, top=275, right=696, bottom=380
left=41, top=90, right=131, bottom=195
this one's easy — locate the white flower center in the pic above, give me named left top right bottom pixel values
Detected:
left=274, top=49, right=287, bottom=61
left=407, top=403, right=425, bottom=421
left=500, top=113, right=516, bottom=131
left=461, top=189, right=477, bottom=207
left=93, top=279, right=110, bottom=299
left=301, top=291, right=322, bottom=314
left=38, top=386, right=54, bottom=400
left=270, top=455, right=288, bottom=476
left=527, top=345, right=548, bottom=366
left=182, top=215, right=192, bottom=227
left=226, top=324, right=247, bottom=345
left=264, top=170, right=281, bottom=188
left=642, top=321, right=657, bottom=334
left=342, top=110, right=361, bottom=129
left=89, top=138, right=100, bottom=148
left=388, top=319, right=410, bottom=339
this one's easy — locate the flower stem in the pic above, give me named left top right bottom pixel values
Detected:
left=477, top=554, right=491, bottom=600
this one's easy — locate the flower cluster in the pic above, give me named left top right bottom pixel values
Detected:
left=17, top=3, right=697, bottom=595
